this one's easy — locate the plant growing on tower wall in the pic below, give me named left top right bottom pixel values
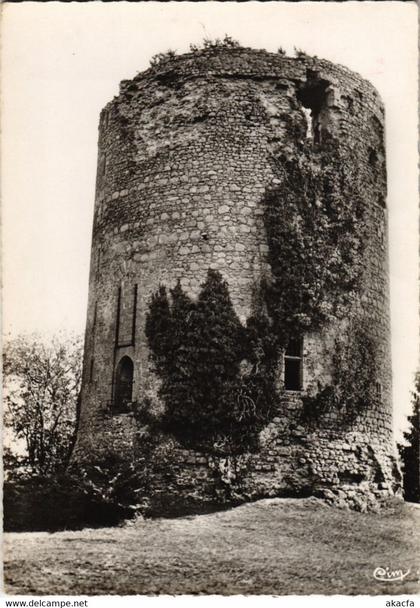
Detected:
left=302, top=318, right=382, bottom=423
left=145, top=270, right=277, bottom=453
left=262, top=134, right=383, bottom=421
left=264, top=139, right=368, bottom=341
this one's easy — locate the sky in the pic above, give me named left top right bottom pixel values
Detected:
left=1, top=1, right=418, bottom=440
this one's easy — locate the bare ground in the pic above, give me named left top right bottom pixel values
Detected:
left=4, top=497, right=419, bottom=596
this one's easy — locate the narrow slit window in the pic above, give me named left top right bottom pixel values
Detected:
left=115, top=286, right=122, bottom=346
left=92, top=302, right=97, bottom=336
left=116, top=284, right=137, bottom=347
left=131, top=284, right=138, bottom=344
left=96, top=249, right=101, bottom=275
left=284, top=337, right=303, bottom=391
left=102, top=153, right=107, bottom=177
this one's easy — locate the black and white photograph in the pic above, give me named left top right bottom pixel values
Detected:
left=2, top=1, right=419, bottom=601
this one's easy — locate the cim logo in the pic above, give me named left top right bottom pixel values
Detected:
left=373, top=566, right=411, bottom=582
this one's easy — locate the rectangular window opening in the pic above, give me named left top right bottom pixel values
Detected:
left=284, top=336, right=303, bottom=391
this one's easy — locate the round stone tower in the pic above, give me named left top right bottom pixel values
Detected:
left=73, top=45, right=400, bottom=510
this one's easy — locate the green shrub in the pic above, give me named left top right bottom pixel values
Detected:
left=4, top=458, right=147, bottom=532
left=202, top=35, right=240, bottom=50
left=149, top=49, right=177, bottom=68
left=145, top=270, right=277, bottom=453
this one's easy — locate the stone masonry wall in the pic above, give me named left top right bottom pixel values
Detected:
left=72, top=47, right=400, bottom=511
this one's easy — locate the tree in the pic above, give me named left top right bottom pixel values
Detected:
left=145, top=270, right=277, bottom=453
left=398, top=373, right=420, bottom=503
left=3, top=333, right=83, bottom=477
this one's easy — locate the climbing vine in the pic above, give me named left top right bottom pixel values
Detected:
left=146, top=134, right=379, bottom=441
left=145, top=270, right=277, bottom=454
left=302, top=319, right=382, bottom=423
left=264, top=139, right=368, bottom=341
left=261, top=134, right=380, bottom=421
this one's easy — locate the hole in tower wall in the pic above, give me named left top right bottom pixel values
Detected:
left=191, top=114, right=209, bottom=124
left=374, top=466, right=385, bottom=484
left=368, top=148, right=378, bottom=167
left=155, top=70, right=179, bottom=88
left=297, top=74, right=330, bottom=144
left=338, top=471, right=366, bottom=484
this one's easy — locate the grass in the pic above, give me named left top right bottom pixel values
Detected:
left=4, top=497, right=419, bottom=595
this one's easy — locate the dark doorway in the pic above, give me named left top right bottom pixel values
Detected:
left=113, top=356, right=134, bottom=413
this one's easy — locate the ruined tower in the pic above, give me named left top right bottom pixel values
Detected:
left=73, top=45, right=400, bottom=511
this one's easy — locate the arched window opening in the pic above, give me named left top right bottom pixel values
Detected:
left=113, top=356, right=134, bottom=413
left=284, top=337, right=303, bottom=391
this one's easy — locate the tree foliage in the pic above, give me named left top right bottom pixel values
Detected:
left=398, top=373, right=420, bottom=503
left=3, top=333, right=83, bottom=477
left=145, top=270, right=276, bottom=453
